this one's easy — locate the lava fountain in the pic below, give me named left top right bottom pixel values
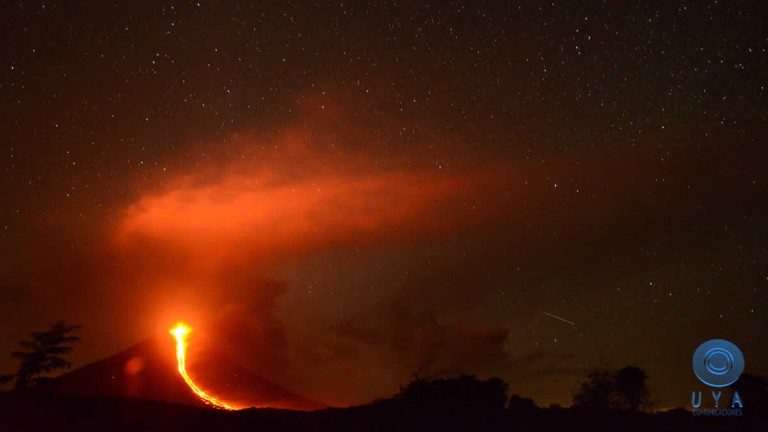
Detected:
left=169, top=322, right=239, bottom=410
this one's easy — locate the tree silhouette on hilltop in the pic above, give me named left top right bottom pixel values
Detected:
left=0, top=321, right=82, bottom=391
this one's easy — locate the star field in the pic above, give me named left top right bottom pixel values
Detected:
left=1, top=1, right=766, bottom=408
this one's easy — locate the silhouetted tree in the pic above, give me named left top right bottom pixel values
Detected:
left=397, top=375, right=507, bottom=411
left=0, top=321, right=82, bottom=391
left=615, top=366, right=650, bottom=411
left=396, top=374, right=509, bottom=430
left=733, top=374, right=768, bottom=417
left=572, top=369, right=618, bottom=409
left=507, top=394, right=537, bottom=412
left=572, top=366, right=651, bottom=411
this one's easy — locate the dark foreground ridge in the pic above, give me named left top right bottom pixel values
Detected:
left=1, top=390, right=765, bottom=432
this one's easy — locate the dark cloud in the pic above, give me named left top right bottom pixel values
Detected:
left=506, top=351, right=590, bottom=381
left=330, top=297, right=512, bottom=378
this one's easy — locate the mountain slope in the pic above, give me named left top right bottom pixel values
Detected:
left=46, top=334, right=324, bottom=411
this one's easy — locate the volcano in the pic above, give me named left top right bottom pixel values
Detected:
left=45, top=334, right=324, bottom=411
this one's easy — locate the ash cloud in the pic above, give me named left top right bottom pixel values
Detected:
left=105, top=118, right=519, bottom=397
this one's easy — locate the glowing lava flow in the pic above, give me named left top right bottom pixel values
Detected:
left=169, top=323, right=239, bottom=410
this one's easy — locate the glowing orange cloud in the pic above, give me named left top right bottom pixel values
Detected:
left=111, top=134, right=522, bottom=400
left=114, top=153, right=506, bottom=268
left=169, top=322, right=239, bottom=410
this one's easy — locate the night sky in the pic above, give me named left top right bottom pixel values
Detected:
left=1, top=1, right=766, bottom=408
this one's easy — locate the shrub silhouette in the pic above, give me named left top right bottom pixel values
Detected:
left=0, top=321, right=82, bottom=391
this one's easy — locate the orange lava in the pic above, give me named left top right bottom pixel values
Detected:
left=169, top=322, right=239, bottom=410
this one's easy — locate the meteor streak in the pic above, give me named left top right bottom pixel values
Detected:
left=169, top=322, right=239, bottom=410
left=543, top=312, right=576, bottom=326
